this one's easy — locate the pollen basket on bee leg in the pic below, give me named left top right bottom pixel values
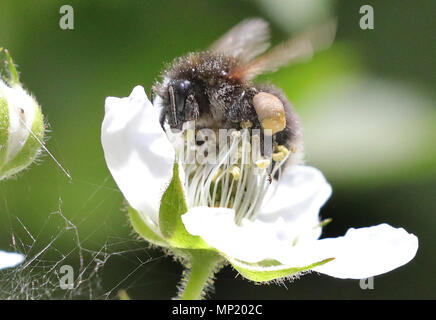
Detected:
left=253, top=92, right=286, bottom=135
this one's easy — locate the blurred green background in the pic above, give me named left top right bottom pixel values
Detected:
left=0, top=0, right=435, bottom=299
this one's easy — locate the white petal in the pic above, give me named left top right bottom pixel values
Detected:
left=259, top=165, right=332, bottom=244
left=311, top=224, right=419, bottom=279
left=182, top=207, right=418, bottom=279
left=101, top=86, right=175, bottom=228
left=182, top=206, right=301, bottom=263
left=0, top=250, right=24, bottom=270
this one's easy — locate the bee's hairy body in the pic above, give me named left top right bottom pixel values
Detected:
left=155, top=51, right=302, bottom=153
left=153, top=18, right=335, bottom=168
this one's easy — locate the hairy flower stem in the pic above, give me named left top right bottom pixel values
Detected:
left=178, top=250, right=223, bottom=300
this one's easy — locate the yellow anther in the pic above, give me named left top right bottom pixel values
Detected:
left=272, top=145, right=289, bottom=161
left=277, top=145, right=289, bottom=155
left=230, top=166, right=241, bottom=180
left=272, top=151, right=286, bottom=162
left=255, top=159, right=271, bottom=169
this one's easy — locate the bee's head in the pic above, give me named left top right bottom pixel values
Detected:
left=154, top=78, right=202, bottom=130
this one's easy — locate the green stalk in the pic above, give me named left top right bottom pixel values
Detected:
left=179, top=250, right=223, bottom=300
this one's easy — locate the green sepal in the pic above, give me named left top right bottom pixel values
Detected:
left=4, top=49, right=20, bottom=85
left=158, top=163, right=209, bottom=249
left=128, top=206, right=169, bottom=247
left=230, top=257, right=335, bottom=282
left=0, top=96, right=9, bottom=166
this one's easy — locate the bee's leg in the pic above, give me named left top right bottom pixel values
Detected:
left=228, top=104, right=242, bottom=124
left=250, top=84, right=305, bottom=177
left=227, top=90, right=258, bottom=128
left=236, top=89, right=259, bottom=126
left=184, top=94, right=200, bottom=121
left=226, top=90, right=246, bottom=125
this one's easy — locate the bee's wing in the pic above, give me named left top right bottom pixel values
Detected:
left=210, top=18, right=270, bottom=63
left=229, top=19, right=337, bottom=81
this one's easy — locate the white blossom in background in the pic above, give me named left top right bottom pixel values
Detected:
left=0, top=250, right=24, bottom=270
left=101, top=86, right=418, bottom=298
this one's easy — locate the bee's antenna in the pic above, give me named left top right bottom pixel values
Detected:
left=168, top=85, right=177, bottom=126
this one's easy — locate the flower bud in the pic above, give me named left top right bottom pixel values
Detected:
left=0, top=80, right=44, bottom=180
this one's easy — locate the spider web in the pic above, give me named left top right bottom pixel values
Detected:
left=0, top=174, right=169, bottom=300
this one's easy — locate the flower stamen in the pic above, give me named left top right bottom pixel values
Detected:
left=171, top=122, right=290, bottom=225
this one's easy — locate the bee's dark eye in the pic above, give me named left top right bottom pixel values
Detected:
left=169, top=80, right=191, bottom=112
left=168, top=79, right=191, bottom=127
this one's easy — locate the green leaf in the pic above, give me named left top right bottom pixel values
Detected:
left=128, top=206, right=169, bottom=247
left=158, top=163, right=209, bottom=249
left=230, top=257, right=335, bottom=282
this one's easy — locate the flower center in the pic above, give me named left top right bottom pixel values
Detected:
left=167, top=121, right=290, bottom=225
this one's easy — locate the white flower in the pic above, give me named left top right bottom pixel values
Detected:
left=0, top=250, right=24, bottom=270
left=101, top=86, right=418, bottom=282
